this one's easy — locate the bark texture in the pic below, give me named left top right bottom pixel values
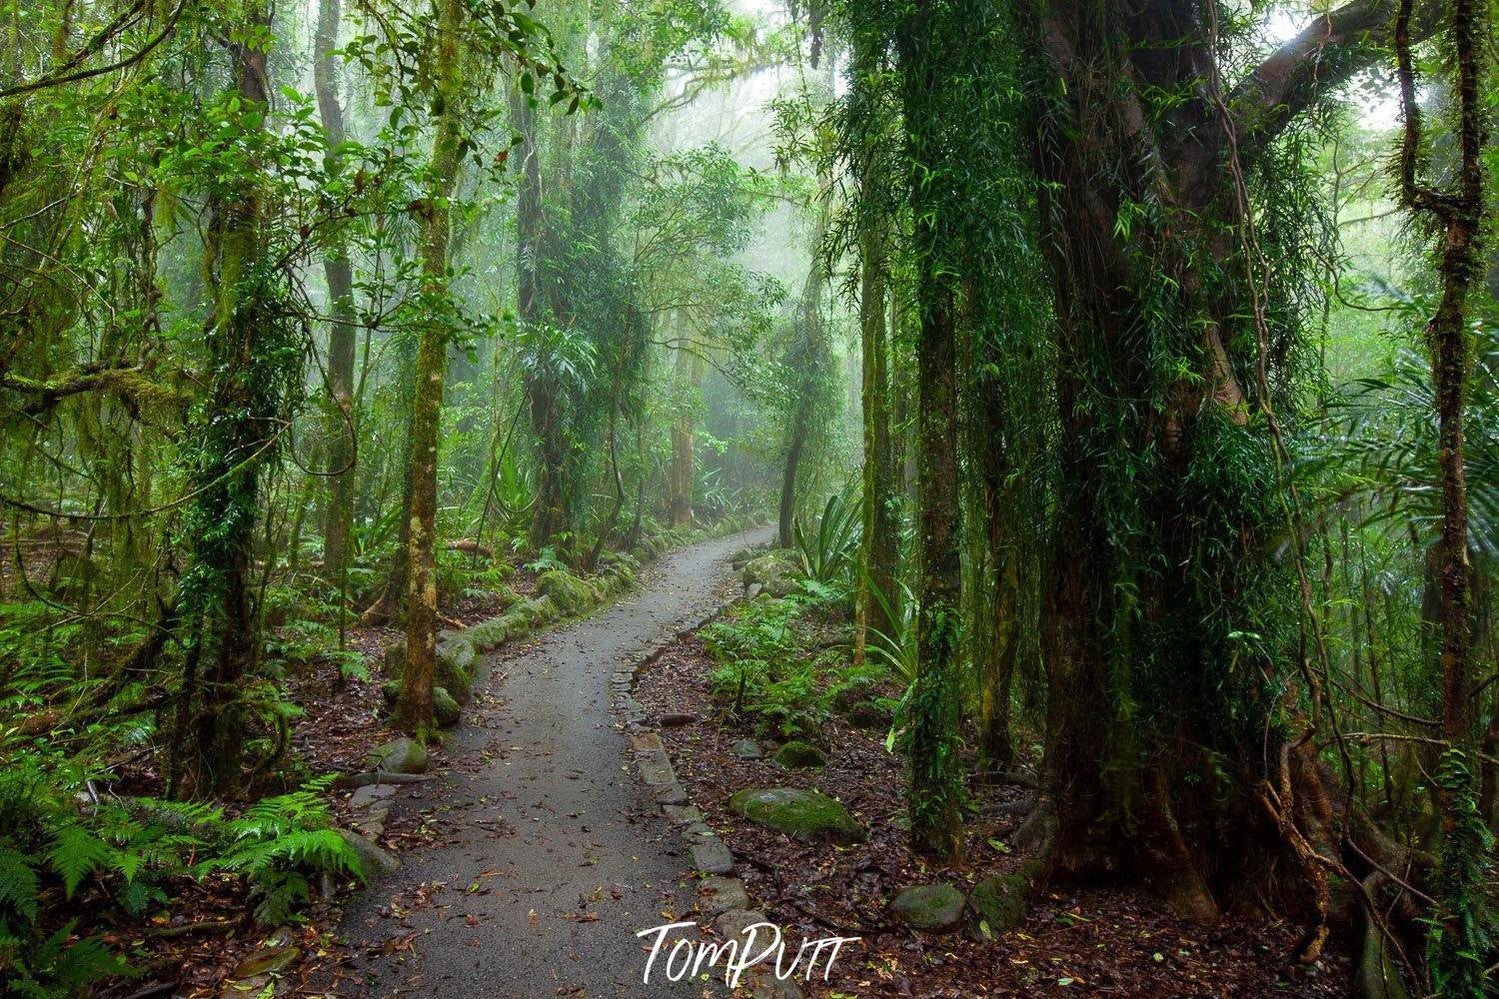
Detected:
left=396, top=0, right=465, bottom=734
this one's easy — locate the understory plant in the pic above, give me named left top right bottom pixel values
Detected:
left=0, top=747, right=359, bottom=996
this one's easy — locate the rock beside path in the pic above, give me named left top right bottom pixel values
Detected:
left=367, top=736, right=427, bottom=774
left=690, top=838, right=735, bottom=874
left=966, top=873, right=1029, bottom=939
left=336, top=828, right=399, bottom=877
left=771, top=740, right=826, bottom=768
left=889, top=883, right=965, bottom=932
left=728, top=787, right=863, bottom=844
left=432, top=685, right=461, bottom=727
left=696, top=875, right=749, bottom=916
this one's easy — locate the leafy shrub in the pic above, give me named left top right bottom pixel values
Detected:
left=792, top=488, right=861, bottom=590
left=0, top=747, right=358, bottom=996
left=704, top=597, right=831, bottom=739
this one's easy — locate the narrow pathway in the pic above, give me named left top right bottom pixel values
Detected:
left=336, top=527, right=773, bottom=998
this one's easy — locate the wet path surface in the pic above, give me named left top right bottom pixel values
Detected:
left=335, top=528, right=771, bottom=997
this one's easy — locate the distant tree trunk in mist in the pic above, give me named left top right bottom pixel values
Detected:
left=668, top=344, right=700, bottom=528
left=778, top=253, right=825, bottom=549
left=512, top=83, right=567, bottom=549
left=316, top=0, right=358, bottom=583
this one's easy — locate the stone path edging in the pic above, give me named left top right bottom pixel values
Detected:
left=614, top=594, right=807, bottom=999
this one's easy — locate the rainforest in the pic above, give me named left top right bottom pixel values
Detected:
left=0, top=0, right=1495, bottom=996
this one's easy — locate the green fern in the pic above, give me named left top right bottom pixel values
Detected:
left=252, top=871, right=310, bottom=926
left=0, top=847, right=39, bottom=925
left=46, top=825, right=114, bottom=898
left=5, top=921, right=131, bottom=998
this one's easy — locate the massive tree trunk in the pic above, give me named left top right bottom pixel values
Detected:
left=395, top=0, right=465, bottom=734
left=1017, top=0, right=1410, bottom=919
left=315, top=0, right=358, bottom=583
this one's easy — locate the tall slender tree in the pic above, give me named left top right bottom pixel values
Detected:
left=892, top=0, right=967, bottom=860
left=395, top=0, right=467, bottom=733
left=315, top=0, right=359, bottom=585
left=1393, top=0, right=1493, bottom=987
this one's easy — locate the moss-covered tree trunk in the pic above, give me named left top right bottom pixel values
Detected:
left=844, top=9, right=900, bottom=657
left=1394, top=0, right=1491, bottom=987
left=856, top=224, right=898, bottom=652
left=977, top=490, right=1019, bottom=769
left=395, top=0, right=465, bottom=734
left=895, top=0, right=964, bottom=862
left=1017, top=0, right=1409, bottom=920
left=778, top=248, right=827, bottom=550
left=511, top=82, right=568, bottom=550
left=178, top=0, right=281, bottom=797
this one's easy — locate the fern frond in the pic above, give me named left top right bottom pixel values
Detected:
left=0, top=847, right=40, bottom=924
left=47, top=825, right=114, bottom=898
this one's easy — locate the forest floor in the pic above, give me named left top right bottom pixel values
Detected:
left=634, top=629, right=1357, bottom=999
left=120, top=527, right=1358, bottom=998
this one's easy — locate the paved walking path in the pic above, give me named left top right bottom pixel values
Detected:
left=336, top=527, right=772, bottom=997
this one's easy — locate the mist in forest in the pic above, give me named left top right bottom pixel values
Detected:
left=1, top=0, right=1496, bottom=996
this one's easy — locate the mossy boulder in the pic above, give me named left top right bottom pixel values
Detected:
left=538, top=568, right=598, bottom=615
left=368, top=736, right=427, bottom=774
left=511, top=595, right=557, bottom=628
left=465, top=616, right=511, bottom=652
left=383, top=642, right=407, bottom=677
left=966, top=873, right=1029, bottom=940
left=742, top=551, right=799, bottom=598
left=385, top=637, right=474, bottom=704
left=435, top=636, right=475, bottom=702
left=728, top=787, right=863, bottom=844
left=771, top=741, right=826, bottom=769
left=378, top=681, right=457, bottom=727
left=846, top=700, right=892, bottom=730
left=432, top=686, right=461, bottom=728
left=890, top=883, right=965, bottom=933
